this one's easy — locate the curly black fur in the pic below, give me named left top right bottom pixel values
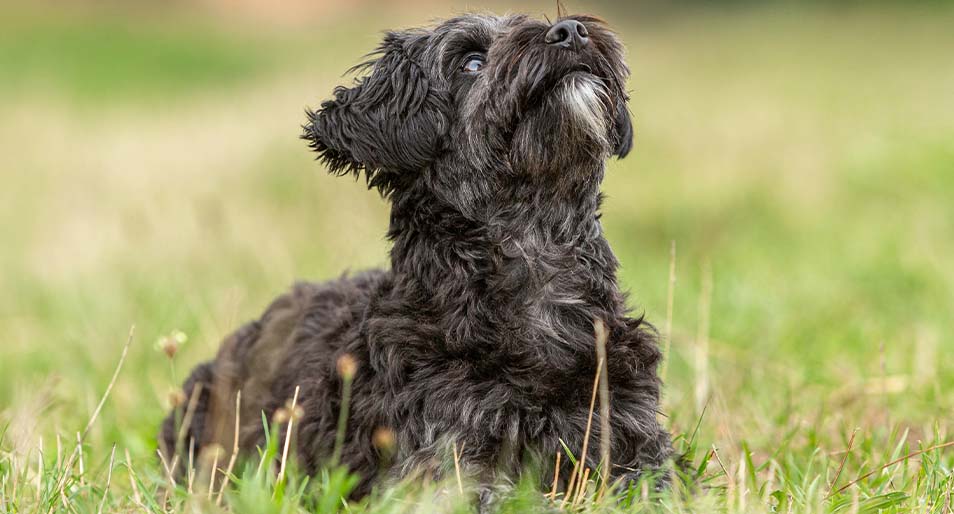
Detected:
left=160, top=12, right=670, bottom=503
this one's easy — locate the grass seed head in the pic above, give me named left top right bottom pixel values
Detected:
left=336, top=353, right=358, bottom=380
left=372, top=426, right=396, bottom=454
left=156, top=330, right=188, bottom=359
left=168, top=389, right=187, bottom=409
left=273, top=398, right=304, bottom=424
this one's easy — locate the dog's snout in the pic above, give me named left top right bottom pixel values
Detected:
left=545, top=20, right=589, bottom=49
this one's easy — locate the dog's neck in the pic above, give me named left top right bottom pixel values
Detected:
left=386, top=162, right=624, bottom=355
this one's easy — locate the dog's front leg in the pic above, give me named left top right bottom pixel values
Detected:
left=385, top=440, right=513, bottom=512
left=608, top=427, right=673, bottom=497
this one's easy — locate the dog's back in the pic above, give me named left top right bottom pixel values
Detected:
left=159, top=271, right=386, bottom=478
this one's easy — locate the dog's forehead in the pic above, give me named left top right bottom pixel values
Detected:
left=432, top=13, right=537, bottom=43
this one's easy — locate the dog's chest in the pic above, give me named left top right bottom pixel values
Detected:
left=398, top=364, right=594, bottom=456
left=493, top=231, right=603, bottom=343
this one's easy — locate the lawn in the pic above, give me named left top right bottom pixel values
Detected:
left=1, top=2, right=953, bottom=512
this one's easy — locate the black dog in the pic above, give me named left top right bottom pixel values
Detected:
left=160, top=12, right=671, bottom=502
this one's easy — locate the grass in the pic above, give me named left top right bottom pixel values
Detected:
left=2, top=2, right=954, bottom=512
left=0, top=11, right=273, bottom=104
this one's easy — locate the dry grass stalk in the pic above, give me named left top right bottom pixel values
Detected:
left=176, top=383, right=204, bottom=455
left=10, top=455, right=19, bottom=505
left=207, top=446, right=221, bottom=501
left=187, top=437, right=196, bottom=494
left=157, top=449, right=178, bottom=489
left=711, top=445, right=731, bottom=485
left=0, top=475, right=7, bottom=511
left=549, top=451, right=562, bottom=501
left=560, top=459, right=581, bottom=509
left=0, top=468, right=7, bottom=509
left=83, top=326, right=135, bottom=438
left=661, top=240, right=677, bottom=382
left=277, top=385, right=301, bottom=485
left=35, top=438, right=43, bottom=504
left=216, top=390, right=242, bottom=505
left=96, top=445, right=116, bottom=514
left=694, top=262, right=712, bottom=415
left=124, top=448, right=143, bottom=506
left=60, top=486, right=70, bottom=512
left=577, top=357, right=604, bottom=490
left=573, top=467, right=591, bottom=506
left=831, top=440, right=954, bottom=497
left=452, top=441, right=465, bottom=495
left=827, top=427, right=859, bottom=497
left=76, top=432, right=85, bottom=486
left=59, top=457, right=70, bottom=511
left=737, top=450, right=747, bottom=511
left=593, top=319, right=611, bottom=502
left=559, top=351, right=605, bottom=508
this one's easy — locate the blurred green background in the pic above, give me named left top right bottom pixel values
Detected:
left=1, top=0, right=953, bottom=508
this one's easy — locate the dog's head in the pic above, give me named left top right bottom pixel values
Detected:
left=303, top=13, right=632, bottom=206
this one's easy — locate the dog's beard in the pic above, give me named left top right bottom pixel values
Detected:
left=508, top=74, right=614, bottom=177
left=560, top=74, right=612, bottom=150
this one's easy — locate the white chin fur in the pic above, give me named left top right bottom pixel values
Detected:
left=561, top=75, right=610, bottom=149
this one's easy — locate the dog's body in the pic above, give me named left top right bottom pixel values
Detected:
left=161, top=13, right=671, bottom=500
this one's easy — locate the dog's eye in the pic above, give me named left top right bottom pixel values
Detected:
left=461, top=54, right=485, bottom=73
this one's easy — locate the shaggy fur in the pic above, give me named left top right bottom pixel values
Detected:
left=160, top=12, right=671, bottom=503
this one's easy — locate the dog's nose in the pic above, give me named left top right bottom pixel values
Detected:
left=545, top=20, right=589, bottom=49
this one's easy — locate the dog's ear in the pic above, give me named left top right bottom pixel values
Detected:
left=613, top=103, right=634, bottom=158
left=302, top=30, right=448, bottom=194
